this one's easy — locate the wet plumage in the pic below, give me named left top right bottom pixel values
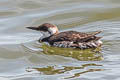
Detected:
left=27, top=23, right=102, bottom=49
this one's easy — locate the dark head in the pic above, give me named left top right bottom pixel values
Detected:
left=27, top=23, right=59, bottom=35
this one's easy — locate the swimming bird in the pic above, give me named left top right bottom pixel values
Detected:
left=27, top=23, right=102, bottom=49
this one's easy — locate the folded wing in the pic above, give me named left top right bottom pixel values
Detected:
left=48, top=31, right=102, bottom=44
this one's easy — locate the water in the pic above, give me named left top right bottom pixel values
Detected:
left=0, top=0, right=120, bottom=80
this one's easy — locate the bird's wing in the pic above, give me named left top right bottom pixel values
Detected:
left=48, top=31, right=102, bottom=44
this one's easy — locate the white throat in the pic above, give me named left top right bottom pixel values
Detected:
left=39, top=31, right=50, bottom=40
left=48, top=27, right=57, bottom=35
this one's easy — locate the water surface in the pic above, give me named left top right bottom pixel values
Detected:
left=0, top=0, right=120, bottom=80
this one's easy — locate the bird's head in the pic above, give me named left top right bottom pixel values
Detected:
left=27, top=23, right=59, bottom=35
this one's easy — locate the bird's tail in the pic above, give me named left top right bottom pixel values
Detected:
left=90, top=31, right=102, bottom=36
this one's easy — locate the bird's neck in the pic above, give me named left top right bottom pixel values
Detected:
left=48, top=27, right=59, bottom=35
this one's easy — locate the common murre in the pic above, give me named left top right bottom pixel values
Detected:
left=27, top=23, right=102, bottom=49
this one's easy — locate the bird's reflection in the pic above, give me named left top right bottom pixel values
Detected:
left=37, top=43, right=103, bottom=61
left=26, top=63, right=104, bottom=79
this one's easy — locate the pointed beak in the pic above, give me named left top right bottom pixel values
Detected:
left=26, top=27, right=39, bottom=31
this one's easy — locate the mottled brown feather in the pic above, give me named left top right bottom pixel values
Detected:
left=44, top=31, right=102, bottom=45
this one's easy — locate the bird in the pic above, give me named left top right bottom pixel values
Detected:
left=27, top=23, right=102, bottom=49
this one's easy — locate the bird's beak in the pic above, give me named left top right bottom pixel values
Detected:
left=26, top=27, right=39, bottom=31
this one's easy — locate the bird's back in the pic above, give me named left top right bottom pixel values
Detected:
left=47, top=31, right=102, bottom=45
